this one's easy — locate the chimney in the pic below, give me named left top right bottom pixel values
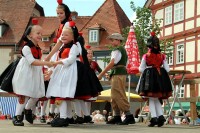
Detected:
left=71, top=11, right=78, bottom=20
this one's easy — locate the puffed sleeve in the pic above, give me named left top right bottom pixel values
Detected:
left=111, top=50, right=122, bottom=64
left=139, top=58, right=147, bottom=73
left=60, top=44, right=78, bottom=66
left=22, top=46, right=36, bottom=65
left=163, top=55, right=170, bottom=72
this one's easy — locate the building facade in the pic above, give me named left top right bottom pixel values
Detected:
left=145, top=0, right=200, bottom=98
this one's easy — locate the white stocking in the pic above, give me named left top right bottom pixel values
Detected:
left=15, top=97, right=29, bottom=116
left=59, top=101, right=67, bottom=119
left=40, top=100, right=48, bottom=116
left=155, top=98, right=163, bottom=117
left=66, top=101, right=72, bottom=118
left=25, top=98, right=39, bottom=110
left=73, top=100, right=82, bottom=117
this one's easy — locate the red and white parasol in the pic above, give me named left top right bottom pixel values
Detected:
left=125, top=25, right=140, bottom=74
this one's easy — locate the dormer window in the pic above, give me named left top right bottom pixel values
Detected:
left=0, top=19, right=9, bottom=38
left=42, top=37, right=49, bottom=42
left=89, top=30, right=99, bottom=43
left=88, top=23, right=105, bottom=45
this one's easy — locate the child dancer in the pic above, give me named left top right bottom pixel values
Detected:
left=98, top=33, right=135, bottom=125
left=12, top=22, right=52, bottom=126
left=44, top=1, right=72, bottom=124
left=46, top=25, right=80, bottom=127
left=136, top=32, right=172, bottom=127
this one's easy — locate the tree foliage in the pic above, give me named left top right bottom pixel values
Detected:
left=122, top=1, right=174, bottom=58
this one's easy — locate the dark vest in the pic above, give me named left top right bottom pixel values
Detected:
left=110, top=45, right=127, bottom=76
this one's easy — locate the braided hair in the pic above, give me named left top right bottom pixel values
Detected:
left=146, top=32, right=161, bottom=53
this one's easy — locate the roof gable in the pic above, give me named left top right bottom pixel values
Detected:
left=82, top=0, right=130, bottom=32
left=0, top=0, right=42, bottom=45
left=80, top=0, right=131, bottom=48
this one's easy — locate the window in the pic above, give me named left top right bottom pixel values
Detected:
left=166, top=46, right=174, bottom=65
left=167, top=53, right=173, bottom=65
left=42, top=37, right=49, bottom=42
left=0, top=24, right=8, bottom=37
left=174, top=1, right=184, bottom=23
left=176, top=44, right=184, bottom=64
left=165, top=6, right=172, bottom=25
left=176, top=85, right=185, bottom=98
left=89, top=30, right=98, bottom=43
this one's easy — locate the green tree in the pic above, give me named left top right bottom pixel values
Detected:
left=122, top=1, right=173, bottom=58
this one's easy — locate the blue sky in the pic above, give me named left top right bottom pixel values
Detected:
left=36, top=0, right=146, bottom=21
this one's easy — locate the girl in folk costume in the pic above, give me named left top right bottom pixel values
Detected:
left=85, top=45, right=102, bottom=123
left=12, top=19, right=53, bottom=126
left=72, top=38, right=103, bottom=124
left=44, top=0, right=72, bottom=124
left=86, top=46, right=102, bottom=74
left=46, top=24, right=80, bottom=127
left=136, top=32, right=173, bottom=127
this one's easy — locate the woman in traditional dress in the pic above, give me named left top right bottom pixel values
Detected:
left=137, top=32, right=172, bottom=127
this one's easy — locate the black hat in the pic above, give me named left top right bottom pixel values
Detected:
left=146, top=32, right=161, bottom=52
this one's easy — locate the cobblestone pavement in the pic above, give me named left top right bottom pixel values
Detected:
left=0, top=120, right=200, bottom=133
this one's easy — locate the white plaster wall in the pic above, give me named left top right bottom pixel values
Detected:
left=186, top=65, right=195, bottom=73
left=155, top=9, right=164, bottom=27
left=197, top=18, right=200, bottom=27
left=165, top=26, right=172, bottom=36
left=186, top=36, right=195, bottom=41
left=197, top=64, right=200, bottom=72
left=198, top=40, right=200, bottom=61
left=185, top=20, right=194, bottom=30
left=175, top=66, right=184, bottom=70
left=175, top=39, right=184, bottom=43
left=0, top=48, right=12, bottom=74
left=198, top=84, right=200, bottom=95
left=185, top=41, right=195, bottom=62
left=185, top=0, right=195, bottom=19
left=154, top=0, right=162, bottom=5
left=197, top=0, right=200, bottom=15
left=174, top=23, right=183, bottom=34
left=186, top=84, right=190, bottom=97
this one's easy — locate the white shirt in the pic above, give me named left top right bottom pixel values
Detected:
left=111, top=50, right=122, bottom=64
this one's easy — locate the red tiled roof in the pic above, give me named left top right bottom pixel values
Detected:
left=74, top=16, right=91, bottom=30
left=36, top=17, right=60, bottom=36
left=79, top=0, right=131, bottom=49
left=0, top=0, right=38, bottom=45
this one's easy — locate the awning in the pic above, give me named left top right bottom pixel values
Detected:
left=96, top=89, right=143, bottom=102
left=164, top=102, right=200, bottom=110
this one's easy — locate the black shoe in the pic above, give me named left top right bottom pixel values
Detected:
left=157, top=115, right=166, bottom=127
left=21, top=111, right=24, bottom=121
left=148, top=117, right=158, bottom=127
left=24, top=109, right=33, bottom=124
left=51, top=118, right=69, bottom=127
left=49, top=113, right=55, bottom=118
left=32, top=114, right=36, bottom=120
left=40, top=115, right=46, bottom=123
left=12, top=115, right=24, bottom=126
left=47, top=121, right=52, bottom=125
left=67, top=117, right=76, bottom=124
left=54, top=113, right=60, bottom=119
left=119, top=115, right=135, bottom=125
left=47, top=113, right=55, bottom=124
left=48, top=117, right=59, bottom=125
left=106, top=116, right=122, bottom=124
left=84, top=115, right=94, bottom=123
left=75, top=116, right=84, bottom=124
